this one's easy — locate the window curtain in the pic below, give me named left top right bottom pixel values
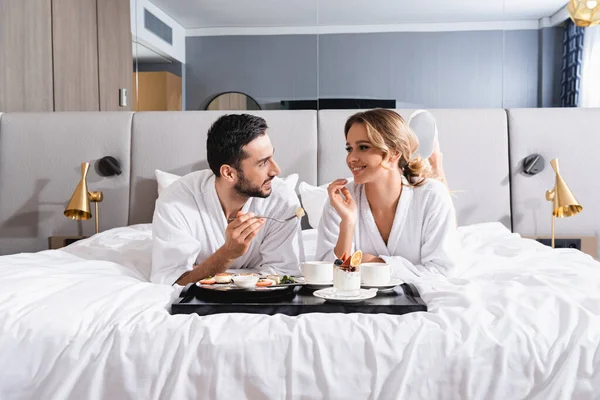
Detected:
left=579, top=26, right=600, bottom=107
left=560, top=19, right=585, bottom=107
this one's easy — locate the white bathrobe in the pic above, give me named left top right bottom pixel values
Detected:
left=316, top=178, right=459, bottom=281
left=151, top=170, right=304, bottom=285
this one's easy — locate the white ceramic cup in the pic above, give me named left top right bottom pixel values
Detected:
left=231, top=274, right=259, bottom=288
left=299, top=261, right=333, bottom=284
left=361, top=262, right=392, bottom=286
left=333, top=266, right=361, bottom=297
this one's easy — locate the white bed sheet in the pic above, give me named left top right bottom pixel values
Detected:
left=1, top=223, right=600, bottom=399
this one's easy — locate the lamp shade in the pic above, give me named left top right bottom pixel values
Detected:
left=64, top=162, right=92, bottom=220
left=568, top=0, right=600, bottom=27
left=547, top=159, right=582, bottom=218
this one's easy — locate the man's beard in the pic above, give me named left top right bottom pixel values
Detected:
left=234, top=169, right=273, bottom=198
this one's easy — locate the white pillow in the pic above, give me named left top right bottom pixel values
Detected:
left=298, top=182, right=328, bottom=229
left=156, top=170, right=182, bottom=195
left=298, top=178, right=353, bottom=229
left=272, top=173, right=299, bottom=193
left=155, top=169, right=299, bottom=196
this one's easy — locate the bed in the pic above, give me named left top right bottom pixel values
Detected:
left=1, top=109, right=599, bottom=399
left=1, top=223, right=599, bottom=399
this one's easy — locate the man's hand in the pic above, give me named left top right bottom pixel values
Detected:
left=222, top=212, right=266, bottom=260
left=174, top=212, right=265, bottom=286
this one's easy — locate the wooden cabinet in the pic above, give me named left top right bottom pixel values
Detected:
left=0, top=0, right=132, bottom=112
left=133, top=71, right=182, bottom=111
left=52, top=0, right=100, bottom=111
left=97, top=0, right=133, bottom=111
left=0, top=0, right=54, bottom=112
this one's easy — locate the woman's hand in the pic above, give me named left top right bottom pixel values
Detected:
left=327, top=179, right=357, bottom=224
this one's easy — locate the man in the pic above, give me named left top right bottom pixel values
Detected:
left=151, top=114, right=304, bottom=285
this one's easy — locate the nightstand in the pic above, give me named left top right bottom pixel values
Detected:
left=48, top=236, right=88, bottom=250
left=524, top=235, right=597, bottom=259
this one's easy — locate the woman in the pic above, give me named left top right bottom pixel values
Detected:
left=315, top=109, right=459, bottom=280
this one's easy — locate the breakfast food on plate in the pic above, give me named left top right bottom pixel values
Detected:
left=261, top=275, right=297, bottom=286
left=280, top=275, right=296, bottom=284
left=201, top=273, right=298, bottom=289
left=295, top=207, right=305, bottom=219
left=266, top=275, right=281, bottom=285
left=199, top=276, right=216, bottom=285
left=214, top=273, right=233, bottom=284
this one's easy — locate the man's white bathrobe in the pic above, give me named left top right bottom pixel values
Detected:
left=151, top=170, right=304, bottom=285
left=316, top=178, right=459, bottom=281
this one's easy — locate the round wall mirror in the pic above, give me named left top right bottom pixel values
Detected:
left=205, top=91, right=261, bottom=110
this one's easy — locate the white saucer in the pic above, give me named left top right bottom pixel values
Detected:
left=313, top=287, right=377, bottom=303
left=304, top=281, right=333, bottom=290
left=361, top=278, right=403, bottom=291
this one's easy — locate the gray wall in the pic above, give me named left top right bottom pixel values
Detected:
left=185, top=28, right=562, bottom=110
left=539, top=27, right=564, bottom=107
left=185, top=35, right=318, bottom=110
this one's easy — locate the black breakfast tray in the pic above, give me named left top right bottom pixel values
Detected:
left=171, top=282, right=427, bottom=316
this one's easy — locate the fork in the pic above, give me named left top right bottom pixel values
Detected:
left=227, top=214, right=298, bottom=223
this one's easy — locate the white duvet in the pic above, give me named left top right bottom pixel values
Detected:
left=1, top=223, right=600, bottom=400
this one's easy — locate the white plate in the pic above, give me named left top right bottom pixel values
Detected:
left=313, top=287, right=378, bottom=303
left=361, top=278, right=403, bottom=290
left=303, top=280, right=333, bottom=290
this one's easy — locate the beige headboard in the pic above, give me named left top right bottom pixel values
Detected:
left=317, top=109, right=512, bottom=228
left=1, top=108, right=598, bottom=256
left=508, top=108, right=600, bottom=251
left=128, top=110, right=318, bottom=225
left=0, top=112, right=132, bottom=255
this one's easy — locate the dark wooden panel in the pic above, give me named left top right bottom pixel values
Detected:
left=52, top=0, right=99, bottom=111
left=97, top=0, right=133, bottom=111
left=0, top=0, right=53, bottom=112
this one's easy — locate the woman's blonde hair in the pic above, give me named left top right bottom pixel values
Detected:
left=344, top=109, right=432, bottom=186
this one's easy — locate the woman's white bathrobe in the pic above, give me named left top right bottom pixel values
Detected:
left=316, top=178, right=459, bottom=281
left=151, top=170, right=304, bottom=285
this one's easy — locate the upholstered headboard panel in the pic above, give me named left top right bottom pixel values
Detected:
left=317, top=109, right=512, bottom=228
left=0, top=112, right=133, bottom=255
left=129, top=111, right=318, bottom=224
left=2, top=108, right=598, bottom=256
left=508, top=108, right=600, bottom=248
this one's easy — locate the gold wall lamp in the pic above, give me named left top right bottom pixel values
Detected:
left=64, top=162, right=104, bottom=234
left=545, top=158, right=583, bottom=248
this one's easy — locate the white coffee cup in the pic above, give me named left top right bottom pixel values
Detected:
left=299, top=261, right=333, bottom=284
left=361, top=262, right=391, bottom=286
